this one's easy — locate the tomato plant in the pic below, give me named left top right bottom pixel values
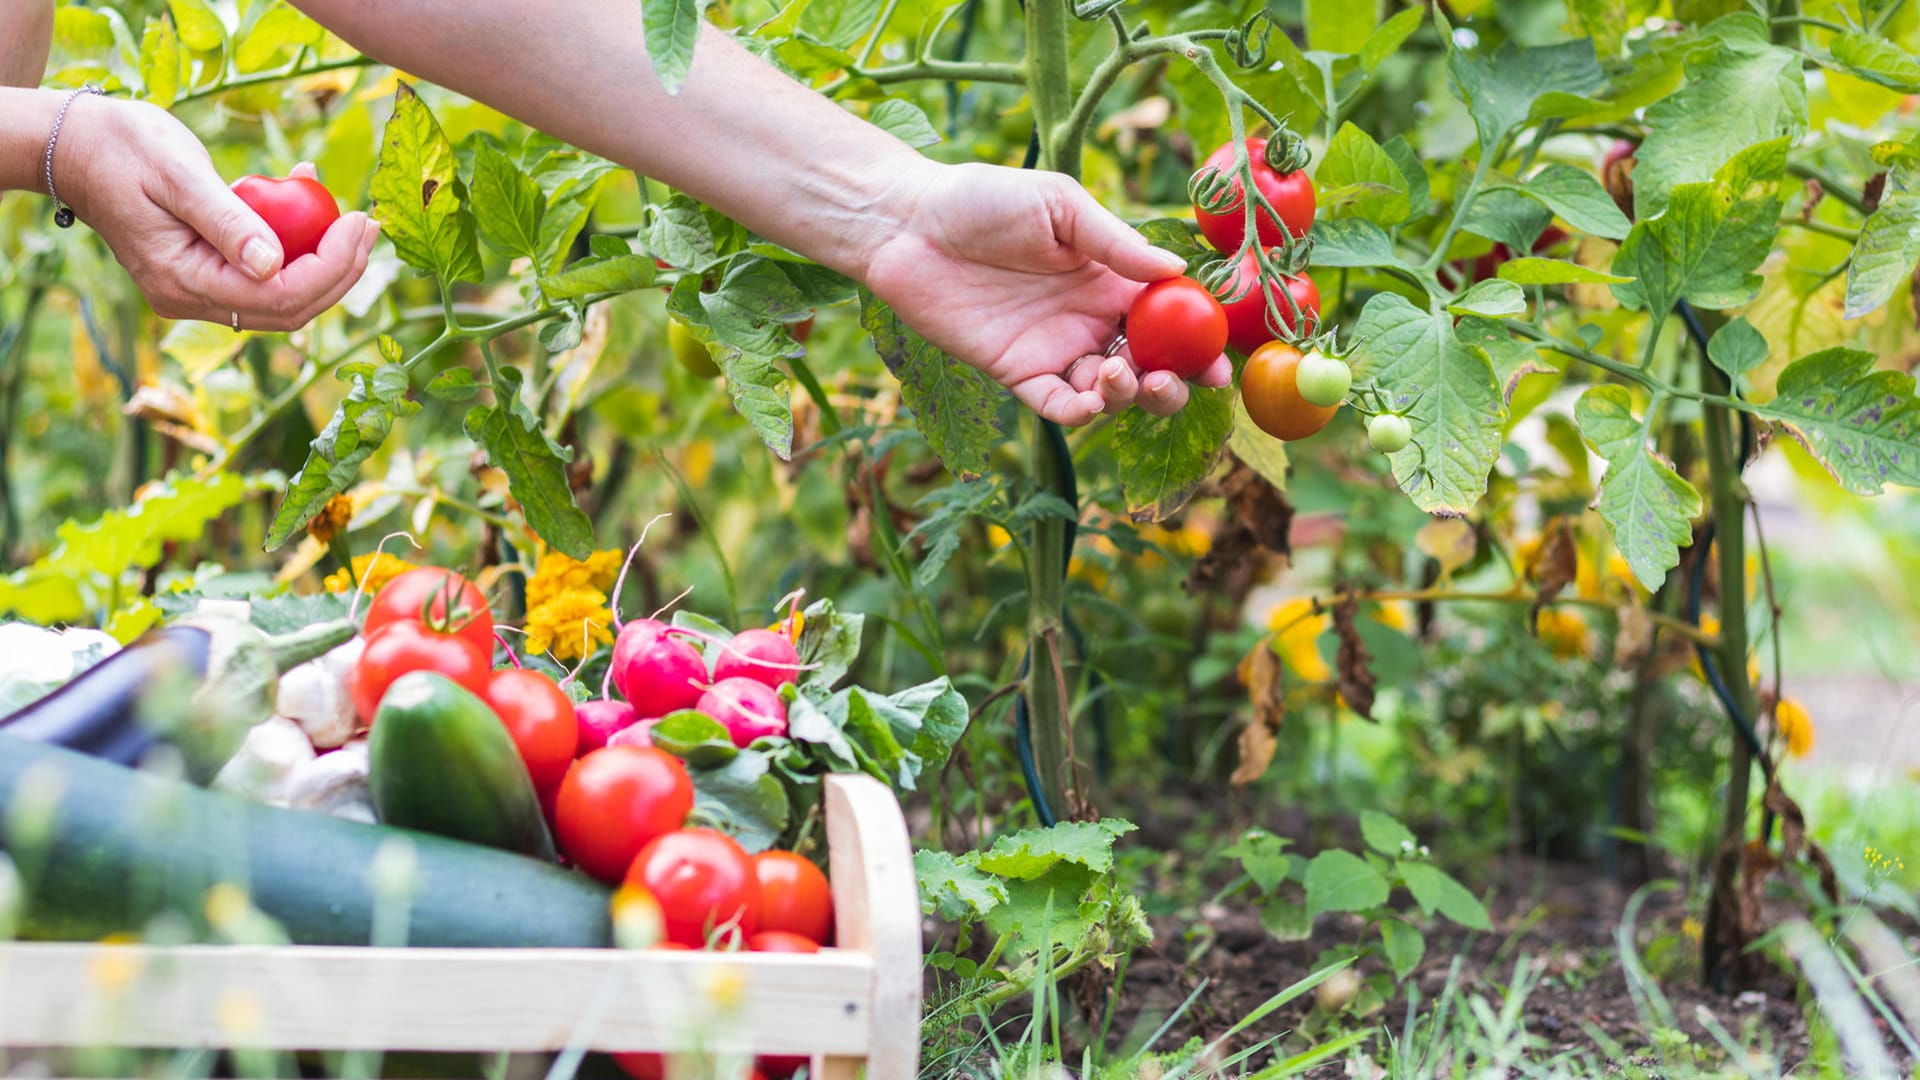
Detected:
left=230, top=175, right=339, bottom=262
left=1191, top=138, right=1314, bottom=255
left=1218, top=250, right=1318, bottom=356
left=1125, top=277, right=1226, bottom=379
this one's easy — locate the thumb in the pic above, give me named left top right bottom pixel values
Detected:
left=161, top=165, right=285, bottom=281
left=1051, top=183, right=1188, bottom=283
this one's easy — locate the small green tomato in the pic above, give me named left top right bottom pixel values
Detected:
left=1294, top=351, right=1351, bottom=408
left=1367, top=413, right=1413, bottom=454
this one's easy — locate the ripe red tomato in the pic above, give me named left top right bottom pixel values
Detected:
left=361, top=567, right=495, bottom=663
left=1192, top=138, right=1315, bottom=255
left=626, top=828, right=760, bottom=947
left=751, top=851, right=833, bottom=945
left=748, top=929, right=821, bottom=953
left=350, top=620, right=492, bottom=724
left=792, top=316, right=815, bottom=344
left=483, top=669, right=579, bottom=792
left=554, top=747, right=695, bottom=884
left=613, top=1057, right=760, bottom=1080
left=1241, top=342, right=1338, bottom=442
left=1127, top=277, right=1227, bottom=380
left=231, top=175, right=340, bottom=262
left=1218, top=250, right=1320, bottom=355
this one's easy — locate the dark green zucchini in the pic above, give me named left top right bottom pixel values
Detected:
left=368, top=671, right=557, bottom=861
left=0, top=732, right=611, bottom=947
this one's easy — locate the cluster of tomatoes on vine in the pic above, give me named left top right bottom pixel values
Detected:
left=1122, top=134, right=1415, bottom=458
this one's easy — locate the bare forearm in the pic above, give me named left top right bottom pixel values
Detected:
left=1, top=0, right=54, bottom=87
left=0, top=87, right=63, bottom=195
left=287, top=0, right=929, bottom=279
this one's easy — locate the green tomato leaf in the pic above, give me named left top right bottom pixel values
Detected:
left=915, top=849, right=1006, bottom=919
left=1359, top=811, right=1417, bottom=857
left=1316, top=123, right=1412, bottom=227
left=1116, top=386, right=1233, bottom=522
left=1381, top=918, right=1427, bottom=980
left=1516, top=163, right=1631, bottom=240
left=1452, top=316, right=1552, bottom=404
left=1305, top=849, right=1391, bottom=917
left=861, top=290, right=1004, bottom=482
left=1496, top=257, right=1631, bottom=285
left=139, top=15, right=181, bottom=108
left=234, top=3, right=322, bottom=73
left=1306, top=0, right=1377, bottom=54
left=544, top=253, right=659, bottom=300
left=463, top=366, right=595, bottom=559
left=687, top=750, right=789, bottom=853
left=1382, top=136, right=1431, bottom=221
left=1826, top=31, right=1920, bottom=93
left=1610, top=177, right=1781, bottom=316
left=1752, top=348, right=1920, bottom=495
left=1576, top=386, right=1703, bottom=590
left=1228, top=397, right=1291, bottom=492
left=1632, top=16, right=1807, bottom=220
left=266, top=361, right=417, bottom=549
left=1360, top=8, right=1423, bottom=72
left=869, top=99, right=942, bottom=148
left=425, top=367, right=484, bottom=401
left=1348, top=293, right=1505, bottom=514
left=1397, top=860, right=1491, bottom=930
left=1461, top=189, right=1554, bottom=254
left=1447, top=279, right=1526, bottom=318
left=644, top=193, right=721, bottom=273
left=470, top=140, right=545, bottom=263
left=1307, top=219, right=1406, bottom=271
left=799, top=0, right=883, bottom=50
left=643, top=0, right=705, bottom=94
left=168, top=0, right=225, bottom=52
left=1844, top=163, right=1920, bottom=319
left=1706, top=317, right=1768, bottom=384
left=1449, top=39, right=1605, bottom=151
left=368, top=83, right=483, bottom=284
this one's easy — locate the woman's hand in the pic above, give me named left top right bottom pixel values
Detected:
left=57, top=96, right=378, bottom=332
left=861, top=163, right=1233, bottom=426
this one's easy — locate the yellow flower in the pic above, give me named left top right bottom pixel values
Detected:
left=1136, top=522, right=1212, bottom=562
left=611, top=884, right=665, bottom=949
left=1775, top=697, right=1814, bottom=758
left=524, top=585, right=615, bottom=663
left=1068, top=553, right=1110, bottom=591
left=1265, top=597, right=1331, bottom=682
left=1370, top=602, right=1412, bottom=634
left=1688, top=614, right=1763, bottom=685
left=1535, top=608, right=1592, bottom=660
left=526, top=549, right=625, bottom=609
left=768, top=610, right=806, bottom=642
left=985, top=525, right=1013, bottom=549
left=322, top=552, right=418, bottom=595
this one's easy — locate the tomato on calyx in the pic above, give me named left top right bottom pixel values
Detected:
left=1127, top=277, right=1227, bottom=380
left=1294, top=352, right=1351, bottom=408
left=1368, top=413, right=1413, bottom=454
left=1241, top=342, right=1339, bottom=442
left=350, top=620, right=492, bottom=725
left=553, top=746, right=694, bottom=884
left=1191, top=138, right=1315, bottom=255
left=626, top=828, right=761, bottom=947
left=361, top=567, right=495, bottom=662
left=232, top=175, right=340, bottom=263
left=1218, top=250, right=1319, bottom=355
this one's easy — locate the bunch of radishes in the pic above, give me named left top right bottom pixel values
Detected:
left=578, top=615, right=805, bottom=754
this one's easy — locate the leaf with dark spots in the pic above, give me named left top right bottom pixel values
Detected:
left=1526, top=517, right=1580, bottom=628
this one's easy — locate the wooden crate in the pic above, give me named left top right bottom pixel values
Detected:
left=0, top=774, right=921, bottom=1080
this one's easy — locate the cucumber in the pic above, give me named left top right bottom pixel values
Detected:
left=368, top=671, right=557, bottom=861
left=0, top=732, right=612, bottom=947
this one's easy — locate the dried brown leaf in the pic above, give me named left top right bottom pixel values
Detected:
left=1231, top=641, right=1285, bottom=786
left=1331, top=592, right=1377, bottom=719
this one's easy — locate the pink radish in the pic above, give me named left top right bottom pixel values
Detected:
left=710, top=627, right=803, bottom=688
left=609, top=619, right=669, bottom=695
left=576, top=698, right=641, bottom=754
left=607, top=719, right=658, bottom=750
left=616, top=632, right=708, bottom=718
left=697, top=677, right=789, bottom=747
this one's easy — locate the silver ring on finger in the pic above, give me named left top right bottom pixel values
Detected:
left=1063, top=355, right=1095, bottom=385
left=1103, top=332, right=1128, bottom=357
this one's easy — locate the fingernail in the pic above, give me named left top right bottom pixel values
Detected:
left=241, top=237, right=279, bottom=280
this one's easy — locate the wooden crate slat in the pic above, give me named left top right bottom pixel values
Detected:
left=0, top=944, right=874, bottom=1054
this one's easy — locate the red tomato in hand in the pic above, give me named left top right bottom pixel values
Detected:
left=1192, top=138, right=1315, bottom=255
left=351, top=620, right=492, bottom=724
left=1218, top=249, right=1320, bottom=355
left=231, top=175, right=340, bottom=262
left=554, top=747, right=695, bottom=883
left=751, top=850, right=833, bottom=945
left=626, top=828, right=760, bottom=947
left=1126, top=277, right=1227, bottom=379
left=483, top=669, right=579, bottom=792
left=361, top=567, right=495, bottom=662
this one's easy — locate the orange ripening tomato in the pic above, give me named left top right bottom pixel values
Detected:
left=1241, top=342, right=1338, bottom=441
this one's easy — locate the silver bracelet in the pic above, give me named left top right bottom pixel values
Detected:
left=44, top=85, right=105, bottom=229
